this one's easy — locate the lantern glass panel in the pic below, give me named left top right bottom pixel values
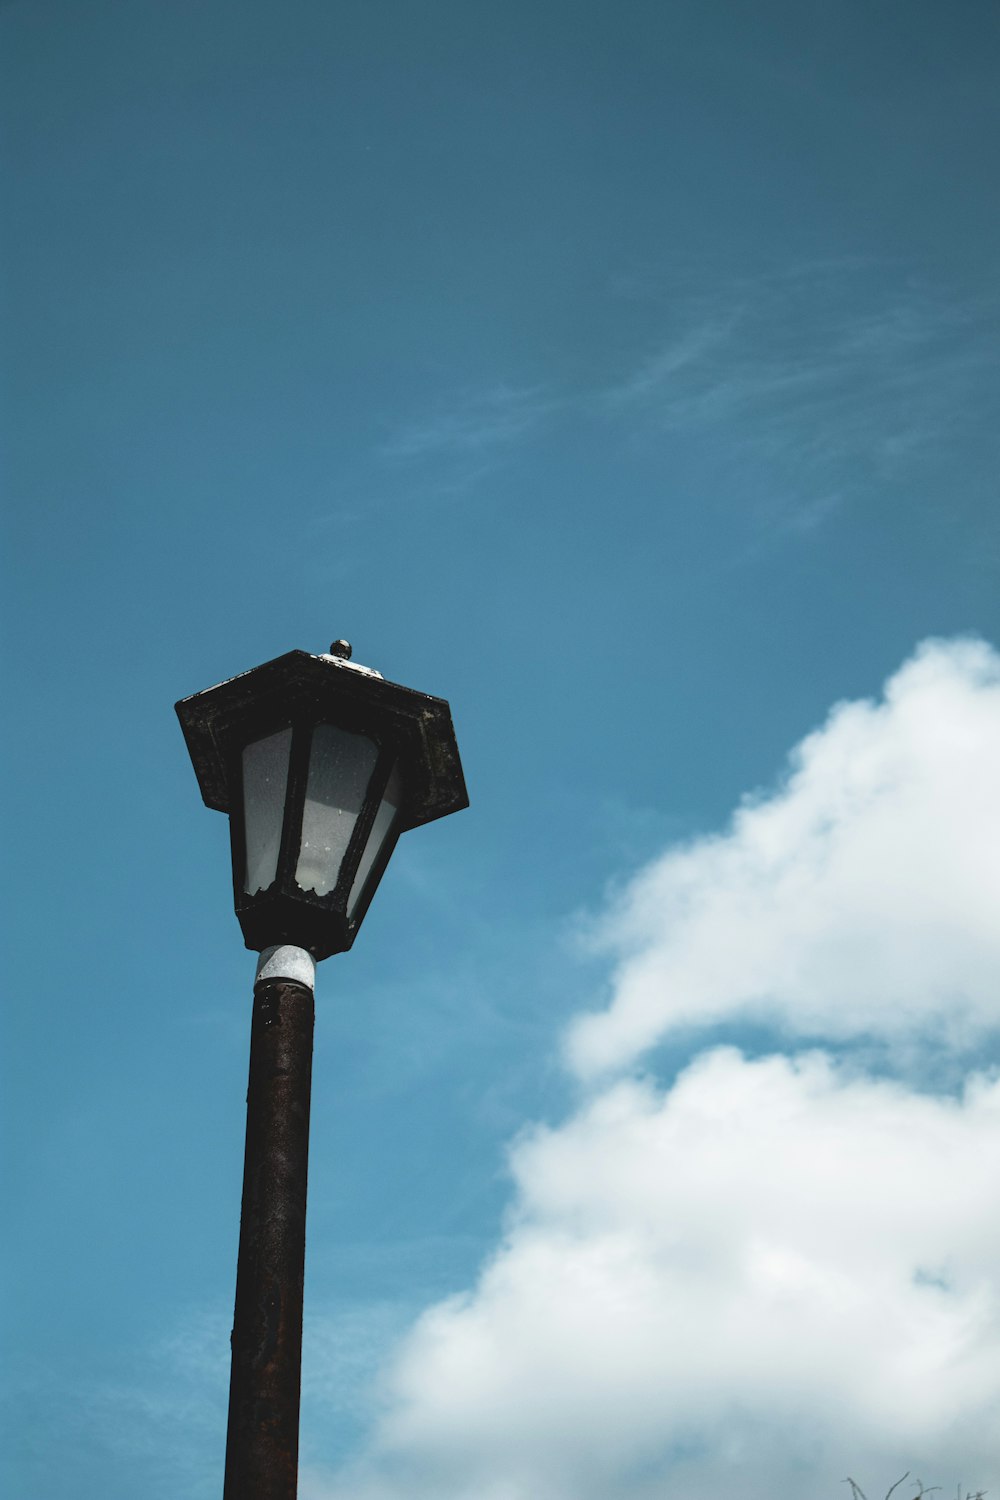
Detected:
left=348, top=762, right=403, bottom=917
left=242, top=727, right=293, bottom=894
left=296, top=725, right=379, bottom=897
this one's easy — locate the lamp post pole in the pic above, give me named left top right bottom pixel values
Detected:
left=223, top=946, right=317, bottom=1500
left=175, top=641, right=468, bottom=1500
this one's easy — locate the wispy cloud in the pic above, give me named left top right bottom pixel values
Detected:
left=5, top=1309, right=230, bottom=1500
left=374, top=266, right=997, bottom=540
left=604, top=316, right=740, bottom=405
left=601, top=267, right=999, bottom=508
left=381, top=384, right=556, bottom=462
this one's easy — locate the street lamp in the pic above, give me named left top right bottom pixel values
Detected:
left=176, top=640, right=467, bottom=1500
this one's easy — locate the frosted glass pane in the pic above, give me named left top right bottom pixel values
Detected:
left=348, top=763, right=403, bottom=918
left=296, top=725, right=378, bottom=897
left=243, top=728, right=292, bottom=894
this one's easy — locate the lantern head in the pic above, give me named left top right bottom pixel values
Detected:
left=176, top=643, right=468, bottom=960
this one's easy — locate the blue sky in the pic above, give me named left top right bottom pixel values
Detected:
left=4, top=3, right=1000, bottom=1497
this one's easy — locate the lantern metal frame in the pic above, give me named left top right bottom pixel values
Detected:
left=175, top=648, right=468, bottom=960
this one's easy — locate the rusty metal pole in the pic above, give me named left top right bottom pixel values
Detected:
left=223, top=946, right=317, bottom=1500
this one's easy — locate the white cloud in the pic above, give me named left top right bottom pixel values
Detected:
left=310, top=639, right=1000, bottom=1500
left=569, top=637, right=1000, bottom=1078
left=313, top=1051, right=1000, bottom=1500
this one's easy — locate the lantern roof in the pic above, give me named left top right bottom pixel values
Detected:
left=176, top=648, right=468, bottom=832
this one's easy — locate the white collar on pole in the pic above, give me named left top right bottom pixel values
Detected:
left=254, top=945, right=316, bottom=991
